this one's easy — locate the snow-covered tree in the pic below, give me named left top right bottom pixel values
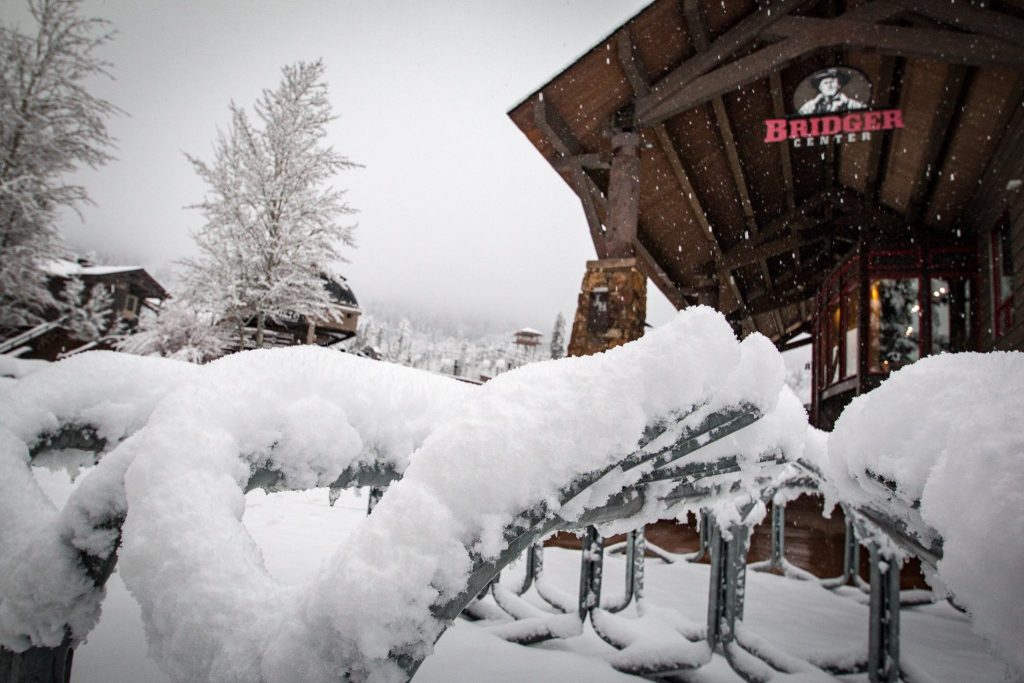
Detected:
left=116, top=301, right=230, bottom=363
left=550, top=312, right=566, bottom=359
left=0, top=0, right=118, bottom=334
left=59, top=276, right=112, bottom=342
left=182, top=60, right=359, bottom=349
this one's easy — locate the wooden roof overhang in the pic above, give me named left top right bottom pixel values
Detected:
left=508, top=0, right=1024, bottom=343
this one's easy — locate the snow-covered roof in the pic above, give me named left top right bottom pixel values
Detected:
left=43, top=259, right=143, bottom=278
left=515, top=327, right=543, bottom=336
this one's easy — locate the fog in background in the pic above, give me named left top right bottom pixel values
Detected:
left=5, top=0, right=679, bottom=334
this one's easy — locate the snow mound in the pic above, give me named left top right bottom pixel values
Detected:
left=0, top=351, right=197, bottom=449
left=0, top=353, right=195, bottom=652
left=245, top=308, right=785, bottom=682
left=827, top=352, right=1024, bottom=672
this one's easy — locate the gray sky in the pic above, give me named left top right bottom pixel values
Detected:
left=11, top=0, right=678, bottom=332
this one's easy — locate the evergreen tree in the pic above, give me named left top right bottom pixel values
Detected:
left=550, top=312, right=566, bottom=359
left=0, top=0, right=119, bottom=333
left=182, top=60, right=359, bottom=348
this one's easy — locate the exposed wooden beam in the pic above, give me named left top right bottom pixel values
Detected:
left=763, top=17, right=1024, bottom=66
left=605, top=131, right=642, bottom=258
left=769, top=72, right=796, bottom=212
left=720, top=228, right=828, bottom=273
left=553, top=153, right=609, bottom=172
left=532, top=97, right=580, bottom=158
left=888, top=0, right=1024, bottom=47
left=863, top=56, right=900, bottom=201
left=682, top=0, right=759, bottom=234
left=906, top=66, right=971, bottom=223
left=636, top=2, right=932, bottom=127
left=534, top=96, right=611, bottom=258
left=616, top=26, right=747, bottom=318
left=645, top=0, right=816, bottom=115
left=632, top=237, right=693, bottom=309
left=964, top=92, right=1024, bottom=231
left=683, top=0, right=781, bottom=334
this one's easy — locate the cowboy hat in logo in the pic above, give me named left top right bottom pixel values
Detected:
left=795, top=67, right=871, bottom=115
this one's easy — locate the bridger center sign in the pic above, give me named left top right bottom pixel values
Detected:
left=764, top=66, right=904, bottom=147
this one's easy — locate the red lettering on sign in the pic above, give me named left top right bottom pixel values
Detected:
left=882, top=109, right=905, bottom=129
left=764, top=119, right=787, bottom=143
left=842, top=114, right=862, bottom=133
left=789, top=119, right=809, bottom=139
left=864, top=111, right=882, bottom=131
left=821, top=116, right=841, bottom=136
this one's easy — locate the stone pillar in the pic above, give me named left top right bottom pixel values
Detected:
left=567, top=258, right=646, bottom=357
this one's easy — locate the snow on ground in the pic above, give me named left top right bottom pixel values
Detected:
left=32, top=469, right=1012, bottom=682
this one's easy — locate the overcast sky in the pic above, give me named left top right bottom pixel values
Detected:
left=9, top=0, right=678, bottom=332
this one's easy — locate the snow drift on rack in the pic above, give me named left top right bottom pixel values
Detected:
left=116, top=346, right=472, bottom=681
left=827, top=352, right=1024, bottom=673
left=112, top=307, right=790, bottom=683
left=0, top=351, right=197, bottom=449
left=0, top=353, right=196, bottom=652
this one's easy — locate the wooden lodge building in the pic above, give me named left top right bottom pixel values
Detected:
left=510, top=0, right=1024, bottom=580
left=0, top=259, right=169, bottom=361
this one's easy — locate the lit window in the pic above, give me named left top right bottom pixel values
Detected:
left=868, top=278, right=920, bottom=373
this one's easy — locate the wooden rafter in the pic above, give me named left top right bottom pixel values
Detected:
left=643, top=0, right=816, bottom=117
left=719, top=224, right=826, bottom=273
left=616, top=26, right=750, bottom=319
left=553, top=153, right=609, bottom=171
left=963, top=92, right=1024, bottom=231
left=769, top=72, right=796, bottom=212
left=533, top=97, right=611, bottom=257
left=762, top=17, right=1024, bottom=66
left=863, top=56, right=900, bottom=201
left=636, top=1, right=1024, bottom=127
left=905, top=66, right=971, bottom=223
left=683, top=0, right=783, bottom=336
left=886, top=0, right=1024, bottom=47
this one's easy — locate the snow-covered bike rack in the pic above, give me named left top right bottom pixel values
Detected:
left=2, top=311, right=1020, bottom=682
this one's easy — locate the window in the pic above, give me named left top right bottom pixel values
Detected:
left=588, top=288, right=609, bottom=334
left=868, top=278, right=920, bottom=373
left=123, top=294, right=139, bottom=318
left=991, top=216, right=1014, bottom=338
left=931, top=277, right=972, bottom=354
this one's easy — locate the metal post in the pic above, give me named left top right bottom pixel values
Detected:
left=867, top=543, right=900, bottom=682
left=843, top=514, right=860, bottom=585
left=366, top=486, right=385, bottom=514
left=691, top=508, right=711, bottom=562
left=627, top=527, right=646, bottom=603
left=516, top=543, right=542, bottom=595
left=706, top=520, right=749, bottom=649
left=770, top=503, right=785, bottom=570
left=577, top=526, right=604, bottom=620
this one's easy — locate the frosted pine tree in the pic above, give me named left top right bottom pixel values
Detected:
left=116, top=301, right=229, bottom=363
left=0, top=0, right=119, bottom=334
left=550, top=312, right=566, bottom=359
left=182, top=60, right=359, bottom=348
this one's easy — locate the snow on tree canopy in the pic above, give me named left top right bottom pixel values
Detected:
left=826, top=352, right=1024, bottom=672
left=115, top=307, right=790, bottom=682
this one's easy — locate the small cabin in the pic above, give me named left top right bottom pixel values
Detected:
left=0, top=259, right=169, bottom=360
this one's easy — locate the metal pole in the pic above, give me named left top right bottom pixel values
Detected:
left=367, top=486, right=385, bottom=514
left=867, top=543, right=900, bottom=682
left=770, top=503, right=785, bottom=570
left=577, top=526, right=604, bottom=621
left=706, top=519, right=749, bottom=649
left=843, top=513, right=860, bottom=585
